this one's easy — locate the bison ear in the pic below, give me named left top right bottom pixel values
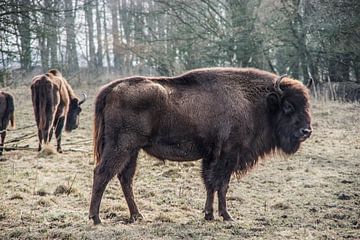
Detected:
left=267, top=92, right=280, bottom=112
left=282, top=100, right=295, bottom=115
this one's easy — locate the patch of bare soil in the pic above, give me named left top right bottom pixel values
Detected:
left=0, top=86, right=359, bottom=239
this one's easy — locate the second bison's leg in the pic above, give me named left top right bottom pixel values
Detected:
left=117, top=150, right=142, bottom=223
left=54, top=116, right=65, bottom=153
left=0, top=130, right=6, bottom=155
left=37, top=129, right=42, bottom=151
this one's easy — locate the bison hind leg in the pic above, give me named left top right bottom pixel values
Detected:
left=117, top=149, right=143, bottom=223
left=89, top=133, right=142, bottom=225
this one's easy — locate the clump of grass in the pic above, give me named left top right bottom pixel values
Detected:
left=37, top=198, right=51, bottom=207
left=53, top=185, right=75, bottom=195
left=9, top=229, right=23, bottom=238
left=154, top=213, right=174, bottom=223
left=48, top=211, right=66, bottom=222
left=38, top=144, right=57, bottom=157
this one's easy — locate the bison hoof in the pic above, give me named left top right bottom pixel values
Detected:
left=220, top=212, right=234, bottom=221
left=57, top=148, right=63, bottom=153
left=129, top=213, right=143, bottom=223
left=90, top=215, right=102, bottom=225
left=204, top=213, right=214, bottom=221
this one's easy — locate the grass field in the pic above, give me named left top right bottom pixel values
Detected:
left=0, top=85, right=359, bottom=239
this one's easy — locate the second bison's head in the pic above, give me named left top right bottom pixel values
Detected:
left=65, top=93, right=87, bottom=132
left=267, top=75, right=312, bottom=154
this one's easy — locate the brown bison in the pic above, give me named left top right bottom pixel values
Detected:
left=89, top=67, right=312, bottom=224
left=31, top=69, right=86, bottom=153
left=0, top=91, right=15, bottom=155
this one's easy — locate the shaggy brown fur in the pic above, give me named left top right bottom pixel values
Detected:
left=31, top=69, right=86, bottom=153
left=90, top=67, right=312, bottom=224
left=0, top=91, right=15, bottom=155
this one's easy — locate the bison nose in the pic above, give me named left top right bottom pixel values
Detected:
left=300, top=127, right=312, bottom=138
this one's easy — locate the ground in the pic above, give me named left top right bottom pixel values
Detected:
left=0, top=85, right=359, bottom=240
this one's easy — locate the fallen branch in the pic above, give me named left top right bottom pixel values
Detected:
left=67, top=148, right=90, bottom=153
left=62, top=139, right=92, bottom=146
left=7, top=124, right=36, bottom=131
left=7, top=133, right=37, bottom=144
left=0, top=145, right=37, bottom=152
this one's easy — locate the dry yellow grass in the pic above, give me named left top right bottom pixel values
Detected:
left=0, top=85, right=359, bottom=239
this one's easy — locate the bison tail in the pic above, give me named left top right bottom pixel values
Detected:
left=32, top=80, right=52, bottom=130
left=93, top=87, right=111, bottom=165
left=5, top=94, right=15, bottom=128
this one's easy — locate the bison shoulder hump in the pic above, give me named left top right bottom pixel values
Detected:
left=112, top=79, right=168, bottom=109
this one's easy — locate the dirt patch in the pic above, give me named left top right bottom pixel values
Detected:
left=0, top=86, right=359, bottom=239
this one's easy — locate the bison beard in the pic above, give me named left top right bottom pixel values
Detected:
left=89, top=67, right=312, bottom=224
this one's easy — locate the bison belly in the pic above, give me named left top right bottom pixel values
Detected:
left=143, top=136, right=203, bottom=161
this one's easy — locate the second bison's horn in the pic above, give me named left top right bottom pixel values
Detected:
left=79, top=92, right=87, bottom=105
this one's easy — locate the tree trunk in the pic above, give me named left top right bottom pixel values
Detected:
left=95, top=0, right=103, bottom=70
left=85, top=0, right=96, bottom=71
left=110, top=0, right=123, bottom=73
left=102, top=0, right=111, bottom=73
left=64, top=0, right=79, bottom=73
left=18, top=0, right=32, bottom=70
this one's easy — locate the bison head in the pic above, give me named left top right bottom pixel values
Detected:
left=267, top=75, right=312, bottom=154
left=65, top=93, right=87, bottom=132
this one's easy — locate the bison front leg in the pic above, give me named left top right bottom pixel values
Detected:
left=37, top=129, right=43, bottom=151
left=55, top=116, right=65, bottom=153
left=117, top=150, right=143, bottom=223
left=218, top=176, right=233, bottom=221
left=202, top=158, right=215, bottom=220
left=202, top=151, right=235, bottom=221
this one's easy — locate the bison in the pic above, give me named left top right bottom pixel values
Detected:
left=31, top=69, right=87, bottom=153
left=89, top=67, right=312, bottom=224
left=0, top=91, right=15, bottom=155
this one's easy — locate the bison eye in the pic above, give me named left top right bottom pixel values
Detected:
left=282, top=100, right=295, bottom=115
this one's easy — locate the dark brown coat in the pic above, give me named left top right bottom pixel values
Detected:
left=90, top=67, right=312, bottom=224
left=0, top=91, right=15, bottom=155
left=31, top=69, right=86, bottom=152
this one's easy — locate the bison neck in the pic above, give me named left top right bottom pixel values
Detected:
left=233, top=102, right=278, bottom=174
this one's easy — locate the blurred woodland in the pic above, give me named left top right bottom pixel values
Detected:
left=0, top=0, right=359, bottom=94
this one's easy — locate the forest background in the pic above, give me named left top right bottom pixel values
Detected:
left=0, top=0, right=359, bottom=91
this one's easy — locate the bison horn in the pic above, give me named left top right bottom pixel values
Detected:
left=79, top=92, right=87, bottom=105
left=306, top=77, right=313, bottom=89
left=274, top=74, right=288, bottom=95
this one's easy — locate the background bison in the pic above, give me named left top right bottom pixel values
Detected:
left=31, top=69, right=86, bottom=153
left=0, top=91, right=15, bottom=155
left=90, top=67, right=312, bottom=224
